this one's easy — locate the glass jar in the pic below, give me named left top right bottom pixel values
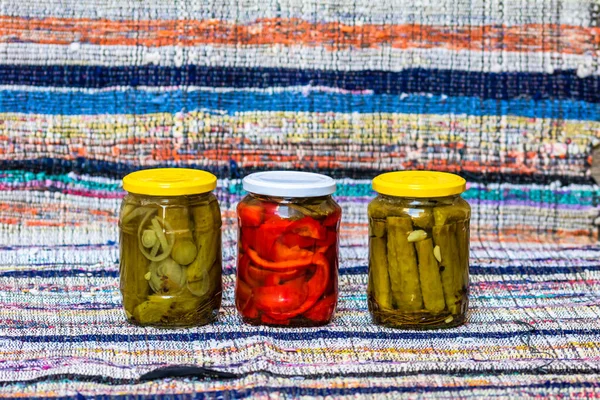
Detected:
left=235, top=171, right=341, bottom=327
left=368, top=171, right=470, bottom=329
left=119, top=168, right=222, bottom=327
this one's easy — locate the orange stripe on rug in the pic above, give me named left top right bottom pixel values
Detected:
left=0, top=17, right=598, bottom=54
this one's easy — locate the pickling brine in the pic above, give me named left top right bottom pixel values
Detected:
left=119, top=169, right=222, bottom=327
left=368, top=171, right=470, bottom=329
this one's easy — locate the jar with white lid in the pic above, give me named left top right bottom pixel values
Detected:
left=235, top=171, right=341, bottom=327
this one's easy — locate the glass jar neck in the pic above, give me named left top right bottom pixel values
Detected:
left=378, top=193, right=460, bottom=206
left=125, top=192, right=213, bottom=206
left=248, top=193, right=332, bottom=203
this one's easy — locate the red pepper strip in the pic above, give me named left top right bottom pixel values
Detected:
left=281, top=232, right=315, bottom=249
left=253, top=276, right=308, bottom=314
left=240, top=227, right=257, bottom=251
left=323, top=209, right=341, bottom=227
left=242, top=298, right=259, bottom=319
left=254, top=218, right=294, bottom=260
left=265, top=253, right=330, bottom=320
left=272, top=240, right=314, bottom=262
left=235, top=279, right=253, bottom=311
left=262, top=202, right=279, bottom=220
left=315, top=230, right=337, bottom=248
left=248, top=264, right=303, bottom=286
left=247, top=248, right=313, bottom=271
left=287, top=217, right=327, bottom=240
left=237, top=254, right=262, bottom=287
left=238, top=203, right=264, bottom=227
left=303, top=294, right=336, bottom=322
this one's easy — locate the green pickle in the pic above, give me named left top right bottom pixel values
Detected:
left=414, top=238, right=445, bottom=313
left=368, top=173, right=470, bottom=330
left=386, top=216, right=423, bottom=311
left=119, top=194, right=222, bottom=327
left=368, top=236, right=392, bottom=309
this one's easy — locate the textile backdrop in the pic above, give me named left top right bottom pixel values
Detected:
left=1, top=0, right=600, bottom=398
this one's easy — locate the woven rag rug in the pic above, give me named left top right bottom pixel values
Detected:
left=2, top=0, right=600, bottom=398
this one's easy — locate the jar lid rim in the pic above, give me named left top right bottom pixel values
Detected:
left=372, top=171, right=466, bottom=198
left=123, top=168, right=217, bottom=196
left=243, top=171, right=336, bottom=197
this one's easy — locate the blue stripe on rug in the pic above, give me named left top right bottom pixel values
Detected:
left=4, top=328, right=600, bottom=343
left=1, top=90, right=599, bottom=119
left=0, top=66, right=598, bottom=102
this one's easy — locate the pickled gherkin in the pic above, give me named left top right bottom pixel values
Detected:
left=368, top=236, right=392, bottom=309
left=119, top=168, right=222, bottom=328
left=386, top=217, right=423, bottom=311
left=368, top=171, right=470, bottom=330
left=410, top=208, right=434, bottom=230
left=414, top=239, right=445, bottom=313
left=434, top=224, right=464, bottom=314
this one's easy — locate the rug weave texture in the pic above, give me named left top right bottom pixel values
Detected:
left=1, top=0, right=600, bottom=398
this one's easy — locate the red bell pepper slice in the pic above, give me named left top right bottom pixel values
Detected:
left=303, top=294, right=336, bottom=322
left=253, top=276, right=308, bottom=314
left=242, top=299, right=259, bottom=319
left=235, top=278, right=253, bottom=311
left=237, top=254, right=262, bottom=287
left=236, top=278, right=260, bottom=319
left=261, top=201, right=279, bottom=220
left=264, top=253, right=330, bottom=320
left=247, top=248, right=313, bottom=271
left=316, top=230, right=337, bottom=249
left=238, top=203, right=264, bottom=227
left=240, top=227, right=257, bottom=251
left=253, top=218, right=294, bottom=260
left=248, top=263, right=304, bottom=286
left=287, top=217, right=326, bottom=240
left=323, top=209, right=341, bottom=227
left=272, top=241, right=314, bottom=262
left=280, top=232, right=315, bottom=249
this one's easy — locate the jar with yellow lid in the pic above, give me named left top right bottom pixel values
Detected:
left=368, top=171, right=470, bottom=329
left=119, top=168, right=222, bottom=327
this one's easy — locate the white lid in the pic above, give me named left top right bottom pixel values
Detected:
left=242, top=171, right=336, bottom=197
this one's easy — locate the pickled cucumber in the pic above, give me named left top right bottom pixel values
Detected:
left=432, top=224, right=462, bottom=314
left=433, top=205, right=469, bottom=226
left=133, top=295, right=175, bottom=324
left=187, top=229, right=220, bottom=283
left=162, top=207, right=198, bottom=265
left=369, top=219, right=386, bottom=238
left=411, top=208, right=434, bottom=229
left=369, top=236, right=392, bottom=309
left=386, top=216, right=423, bottom=311
left=414, top=238, right=445, bottom=313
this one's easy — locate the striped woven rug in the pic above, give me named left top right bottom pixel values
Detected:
left=1, top=0, right=600, bottom=398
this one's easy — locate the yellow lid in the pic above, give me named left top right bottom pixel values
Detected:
left=123, top=168, right=217, bottom=196
left=372, top=171, right=466, bottom=198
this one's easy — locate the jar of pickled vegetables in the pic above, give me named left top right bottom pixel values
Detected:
left=235, top=171, right=341, bottom=327
left=368, top=171, right=470, bottom=329
left=119, top=168, right=222, bottom=327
